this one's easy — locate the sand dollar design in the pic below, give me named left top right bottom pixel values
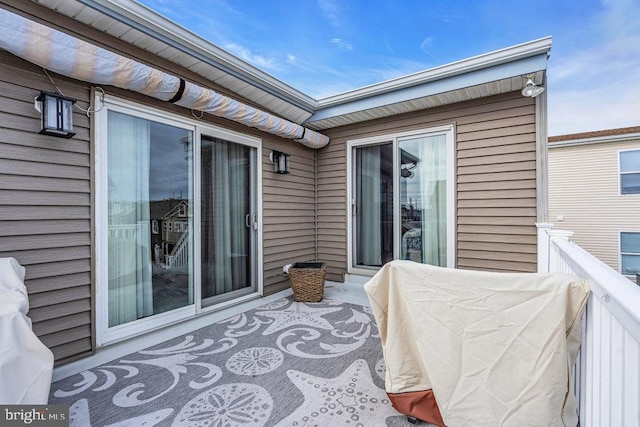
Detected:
left=172, top=383, right=272, bottom=427
left=226, top=347, right=284, bottom=376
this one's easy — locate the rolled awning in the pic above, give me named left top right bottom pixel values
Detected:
left=0, top=8, right=329, bottom=149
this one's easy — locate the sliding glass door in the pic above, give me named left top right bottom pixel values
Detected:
left=98, top=96, right=262, bottom=345
left=200, top=136, right=258, bottom=307
left=106, top=110, right=194, bottom=329
left=351, top=127, right=454, bottom=271
left=399, top=134, right=448, bottom=266
left=354, top=143, right=393, bottom=267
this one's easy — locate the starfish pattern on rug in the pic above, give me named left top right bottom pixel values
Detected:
left=49, top=299, right=393, bottom=426
left=255, top=302, right=343, bottom=335
left=277, top=359, right=398, bottom=425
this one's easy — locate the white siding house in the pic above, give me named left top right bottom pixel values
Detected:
left=548, top=126, right=640, bottom=278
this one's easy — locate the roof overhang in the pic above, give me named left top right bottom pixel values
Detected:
left=29, top=0, right=317, bottom=123
left=549, top=130, right=640, bottom=148
left=305, top=37, right=551, bottom=130
left=21, top=1, right=551, bottom=132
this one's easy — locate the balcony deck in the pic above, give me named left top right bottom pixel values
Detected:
left=47, top=228, right=640, bottom=426
left=49, top=279, right=435, bottom=426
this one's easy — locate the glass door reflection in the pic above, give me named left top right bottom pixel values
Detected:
left=399, top=135, right=448, bottom=267
left=200, top=136, right=257, bottom=306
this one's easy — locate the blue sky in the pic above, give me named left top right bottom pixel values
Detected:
left=138, top=0, right=640, bottom=136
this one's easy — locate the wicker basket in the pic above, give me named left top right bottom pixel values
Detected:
left=288, top=262, right=327, bottom=302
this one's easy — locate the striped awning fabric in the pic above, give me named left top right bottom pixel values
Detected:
left=0, top=8, right=329, bottom=148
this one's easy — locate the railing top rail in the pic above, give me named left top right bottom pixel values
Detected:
left=551, top=236, right=640, bottom=344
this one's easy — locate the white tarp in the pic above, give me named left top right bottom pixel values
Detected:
left=365, top=260, right=589, bottom=427
left=0, top=257, right=54, bottom=404
left=0, top=8, right=329, bottom=149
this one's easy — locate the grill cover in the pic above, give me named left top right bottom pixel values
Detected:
left=0, top=257, right=54, bottom=404
left=365, top=260, right=588, bottom=427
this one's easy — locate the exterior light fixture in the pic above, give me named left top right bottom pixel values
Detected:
left=521, top=76, right=545, bottom=98
left=35, top=91, right=77, bottom=138
left=270, top=150, right=290, bottom=174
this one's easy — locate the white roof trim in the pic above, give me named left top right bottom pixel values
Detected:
left=23, top=1, right=551, bottom=129
left=316, top=37, right=552, bottom=107
left=549, top=133, right=640, bottom=148
left=305, top=51, right=549, bottom=125
left=80, top=0, right=316, bottom=110
left=81, top=0, right=550, bottom=114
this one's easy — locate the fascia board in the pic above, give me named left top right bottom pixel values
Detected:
left=79, top=0, right=317, bottom=112
left=549, top=133, right=640, bottom=148
left=306, top=53, right=549, bottom=123
left=316, top=36, right=552, bottom=108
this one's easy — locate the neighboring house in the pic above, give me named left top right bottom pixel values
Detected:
left=549, top=126, right=640, bottom=278
left=0, top=0, right=551, bottom=365
left=149, top=198, right=189, bottom=265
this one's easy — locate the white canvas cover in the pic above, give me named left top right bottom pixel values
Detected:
left=0, top=257, right=54, bottom=404
left=0, top=8, right=329, bottom=149
left=365, top=260, right=589, bottom=427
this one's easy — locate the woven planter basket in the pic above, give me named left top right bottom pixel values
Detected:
left=288, top=262, right=327, bottom=302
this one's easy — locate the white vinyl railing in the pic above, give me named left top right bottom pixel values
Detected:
left=108, top=222, right=148, bottom=243
left=166, top=231, right=189, bottom=269
left=539, top=225, right=640, bottom=427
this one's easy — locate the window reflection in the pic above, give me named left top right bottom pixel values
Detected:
left=107, top=111, right=193, bottom=327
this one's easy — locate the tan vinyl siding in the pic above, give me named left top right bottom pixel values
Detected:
left=0, top=1, right=318, bottom=363
left=317, top=91, right=538, bottom=278
left=0, top=49, right=317, bottom=364
left=261, top=141, right=317, bottom=294
left=456, top=96, right=538, bottom=273
left=315, top=140, right=347, bottom=282
left=549, top=139, right=640, bottom=273
left=0, top=51, right=94, bottom=365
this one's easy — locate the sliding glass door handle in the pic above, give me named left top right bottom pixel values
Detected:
left=245, top=214, right=258, bottom=230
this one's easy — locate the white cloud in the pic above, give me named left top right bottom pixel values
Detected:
left=284, top=54, right=320, bottom=74
left=223, top=43, right=279, bottom=70
left=384, top=38, right=394, bottom=54
left=291, top=57, right=428, bottom=99
left=548, top=0, right=640, bottom=134
left=331, top=38, right=353, bottom=51
left=420, top=37, right=435, bottom=52
left=318, top=0, right=341, bottom=28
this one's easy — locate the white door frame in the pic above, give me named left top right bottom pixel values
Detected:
left=95, top=94, right=263, bottom=346
left=346, top=125, right=455, bottom=275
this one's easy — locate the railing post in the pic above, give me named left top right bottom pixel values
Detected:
left=547, top=229, right=574, bottom=273
left=536, top=222, right=553, bottom=273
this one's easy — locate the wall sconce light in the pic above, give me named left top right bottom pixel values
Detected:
left=401, top=162, right=417, bottom=178
left=270, top=150, right=290, bottom=174
left=521, top=75, right=545, bottom=98
left=34, top=91, right=77, bottom=138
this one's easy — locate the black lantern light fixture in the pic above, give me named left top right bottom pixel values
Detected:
left=35, top=91, right=77, bottom=138
left=270, top=150, right=290, bottom=174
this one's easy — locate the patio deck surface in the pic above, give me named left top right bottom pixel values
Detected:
left=49, top=278, right=434, bottom=426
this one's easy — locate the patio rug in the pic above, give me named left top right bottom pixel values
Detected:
left=49, top=297, right=434, bottom=426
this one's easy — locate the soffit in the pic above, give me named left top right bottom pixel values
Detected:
left=23, top=1, right=550, bottom=132
left=27, top=0, right=316, bottom=123
left=305, top=37, right=551, bottom=131
left=305, top=71, right=545, bottom=131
